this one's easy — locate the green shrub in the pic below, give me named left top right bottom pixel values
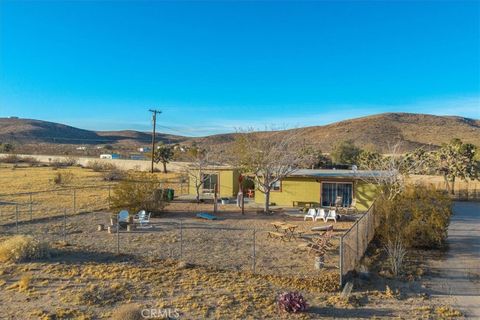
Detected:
left=375, top=185, right=452, bottom=249
left=0, top=235, right=50, bottom=263
left=110, top=172, right=167, bottom=213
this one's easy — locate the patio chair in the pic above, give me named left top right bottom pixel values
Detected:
left=314, top=208, right=327, bottom=222
left=325, top=209, right=338, bottom=223
left=304, top=208, right=317, bottom=221
left=135, top=211, right=152, bottom=228
left=133, top=210, right=146, bottom=222
left=118, top=210, right=129, bottom=223
left=346, top=199, right=357, bottom=214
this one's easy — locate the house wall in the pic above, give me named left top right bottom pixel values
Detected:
left=254, top=177, right=321, bottom=206
left=254, top=177, right=378, bottom=211
left=188, top=169, right=238, bottom=198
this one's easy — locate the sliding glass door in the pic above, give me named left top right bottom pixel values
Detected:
left=321, top=182, right=353, bottom=207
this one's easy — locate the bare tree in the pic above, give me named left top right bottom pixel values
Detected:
left=357, top=142, right=428, bottom=200
left=184, top=147, right=213, bottom=203
left=233, top=130, right=306, bottom=213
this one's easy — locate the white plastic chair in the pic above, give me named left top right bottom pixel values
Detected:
left=136, top=211, right=151, bottom=228
left=304, top=208, right=317, bottom=221
left=133, top=210, right=146, bottom=221
left=325, top=210, right=337, bottom=223
left=315, top=208, right=327, bottom=222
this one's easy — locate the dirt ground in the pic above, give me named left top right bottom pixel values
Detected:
left=0, top=164, right=464, bottom=319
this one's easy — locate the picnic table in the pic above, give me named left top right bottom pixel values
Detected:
left=269, top=222, right=302, bottom=240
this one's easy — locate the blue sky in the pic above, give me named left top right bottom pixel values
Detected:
left=0, top=1, right=479, bottom=136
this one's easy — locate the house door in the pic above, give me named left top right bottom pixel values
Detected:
left=202, top=173, right=218, bottom=194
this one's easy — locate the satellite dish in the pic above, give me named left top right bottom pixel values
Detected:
left=352, top=165, right=358, bottom=172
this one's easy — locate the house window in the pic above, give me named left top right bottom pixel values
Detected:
left=272, top=180, right=281, bottom=191
left=202, top=174, right=218, bottom=194
left=321, top=182, right=353, bottom=207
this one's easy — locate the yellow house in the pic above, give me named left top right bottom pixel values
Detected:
left=188, top=166, right=241, bottom=198
left=253, top=169, right=380, bottom=212
left=188, top=167, right=380, bottom=211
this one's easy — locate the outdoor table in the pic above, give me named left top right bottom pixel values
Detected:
left=271, top=221, right=286, bottom=231
left=280, top=223, right=299, bottom=239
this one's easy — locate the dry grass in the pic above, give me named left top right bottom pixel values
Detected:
left=0, top=235, right=50, bottom=263
left=111, top=304, right=142, bottom=320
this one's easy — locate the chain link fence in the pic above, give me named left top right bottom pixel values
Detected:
left=339, top=201, right=377, bottom=286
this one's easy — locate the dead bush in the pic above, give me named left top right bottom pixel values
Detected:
left=0, top=154, right=21, bottom=163
left=51, top=157, right=77, bottom=168
left=375, top=185, right=452, bottom=249
left=102, top=169, right=125, bottom=181
left=0, top=235, right=50, bottom=263
left=111, top=304, right=142, bottom=320
left=77, top=283, right=131, bottom=306
left=86, top=160, right=117, bottom=172
left=110, top=172, right=167, bottom=213
left=52, top=171, right=74, bottom=185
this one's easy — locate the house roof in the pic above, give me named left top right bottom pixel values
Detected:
left=287, top=169, right=390, bottom=179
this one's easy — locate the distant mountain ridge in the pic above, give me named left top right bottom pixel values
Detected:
left=0, top=113, right=479, bottom=153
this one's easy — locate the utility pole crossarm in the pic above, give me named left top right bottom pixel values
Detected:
left=149, top=109, right=162, bottom=173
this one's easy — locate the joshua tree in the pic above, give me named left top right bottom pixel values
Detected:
left=433, top=139, right=478, bottom=194
left=153, top=143, right=174, bottom=173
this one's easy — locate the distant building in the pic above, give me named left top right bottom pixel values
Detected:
left=130, top=154, right=146, bottom=160
left=137, top=147, right=151, bottom=153
left=100, top=154, right=120, bottom=159
left=76, top=146, right=86, bottom=150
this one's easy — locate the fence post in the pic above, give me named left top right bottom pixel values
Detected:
left=72, top=188, right=76, bottom=215
left=356, top=222, right=359, bottom=264
left=179, top=220, right=183, bottom=259
left=252, top=228, right=256, bottom=273
left=339, top=235, right=344, bottom=287
left=116, top=217, right=120, bottom=255
left=63, top=209, right=67, bottom=242
left=15, top=204, right=19, bottom=234
left=29, top=193, right=33, bottom=221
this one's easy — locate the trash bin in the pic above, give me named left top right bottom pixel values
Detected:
left=167, top=188, right=175, bottom=201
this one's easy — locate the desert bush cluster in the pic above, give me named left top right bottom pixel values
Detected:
left=51, top=157, right=77, bottom=168
left=52, top=171, right=74, bottom=185
left=110, top=171, right=167, bottom=213
left=0, top=154, right=39, bottom=166
left=0, top=235, right=50, bottom=263
left=86, top=160, right=125, bottom=181
left=375, top=185, right=452, bottom=249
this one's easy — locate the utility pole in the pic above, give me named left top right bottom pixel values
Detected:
left=149, top=109, right=162, bottom=173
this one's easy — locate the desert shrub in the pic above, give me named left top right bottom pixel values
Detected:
left=376, top=185, right=452, bottom=249
left=51, top=157, right=77, bottom=168
left=77, top=283, right=131, bottom=306
left=111, top=304, right=142, bottom=320
left=86, top=160, right=117, bottom=172
left=277, top=291, right=308, bottom=313
left=0, top=154, right=21, bottom=163
left=110, top=172, right=167, bottom=213
left=102, top=169, right=125, bottom=181
left=0, top=235, right=50, bottom=263
left=52, top=171, right=74, bottom=185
